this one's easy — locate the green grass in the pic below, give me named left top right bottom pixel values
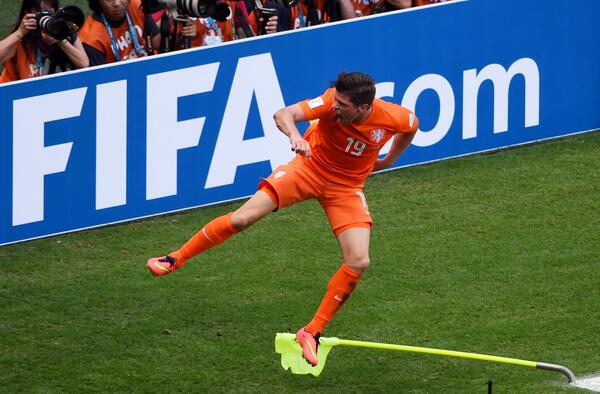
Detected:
left=2, top=130, right=600, bottom=392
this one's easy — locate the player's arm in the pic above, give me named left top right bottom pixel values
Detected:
left=373, top=111, right=419, bottom=171
left=373, top=131, right=416, bottom=171
left=273, top=103, right=311, bottom=159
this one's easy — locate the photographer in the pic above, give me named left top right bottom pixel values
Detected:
left=149, top=0, right=236, bottom=52
left=234, top=0, right=288, bottom=38
left=0, top=0, right=88, bottom=83
left=151, top=8, right=200, bottom=51
left=79, top=0, right=161, bottom=66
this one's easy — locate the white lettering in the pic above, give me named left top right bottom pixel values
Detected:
left=96, top=80, right=127, bottom=209
left=146, top=63, right=220, bottom=200
left=12, top=88, right=86, bottom=225
left=117, top=35, right=128, bottom=51
left=205, top=53, right=293, bottom=189
left=402, top=74, right=455, bottom=147
left=463, top=58, right=540, bottom=139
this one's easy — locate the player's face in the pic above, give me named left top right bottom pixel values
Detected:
left=333, top=91, right=369, bottom=125
left=99, top=0, right=129, bottom=21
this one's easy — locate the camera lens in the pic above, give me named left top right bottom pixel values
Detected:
left=178, top=0, right=208, bottom=17
left=38, top=14, right=52, bottom=32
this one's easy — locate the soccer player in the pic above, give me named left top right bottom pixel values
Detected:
left=147, top=71, right=419, bottom=366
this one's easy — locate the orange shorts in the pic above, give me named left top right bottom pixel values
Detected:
left=258, top=156, right=372, bottom=236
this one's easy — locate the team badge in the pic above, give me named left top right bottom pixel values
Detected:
left=370, top=129, right=385, bottom=143
left=307, top=97, right=324, bottom=109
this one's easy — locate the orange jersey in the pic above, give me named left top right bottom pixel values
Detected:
left=78, top=0, right=148, bottom=63
left=299, top=88, right=418, bottom=187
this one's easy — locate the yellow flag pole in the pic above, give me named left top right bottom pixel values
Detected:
left=320, top=337, right=576, bottom=383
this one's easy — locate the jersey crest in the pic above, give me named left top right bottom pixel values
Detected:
left=370, top=129, right=385, bottom=143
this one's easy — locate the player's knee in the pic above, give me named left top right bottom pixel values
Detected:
left=230, top=212, right=254, bottom=231
left=346, top=255, right=370, bottom=273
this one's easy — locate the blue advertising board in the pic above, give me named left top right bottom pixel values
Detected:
left=1, top=0, right=599, bottom=245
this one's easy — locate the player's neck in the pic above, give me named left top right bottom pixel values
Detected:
left=354, top=106, right=373, bottom=125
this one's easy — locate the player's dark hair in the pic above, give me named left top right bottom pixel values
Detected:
left=332, top=71, right=376, bottom=106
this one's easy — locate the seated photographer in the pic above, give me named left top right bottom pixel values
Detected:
left=151, top=5, right=233, bottom=52
left=79, top=0, right=161, bottom=65
left=151, top=8, right=200, bottom=51
left=234, top=0, right=288, bottom=38
left=0, top=0, right=89, bottom=83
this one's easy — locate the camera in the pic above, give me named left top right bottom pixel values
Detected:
left=141, top=0, right=231, bottom=22
left=36, top=5, right=85, bottom=41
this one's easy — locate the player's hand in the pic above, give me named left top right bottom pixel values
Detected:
left=290, top=135, right=311, bottom=159
left=373, top=158, right=389, bottom=172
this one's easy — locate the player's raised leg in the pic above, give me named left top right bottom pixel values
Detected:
left=298, top=227, right=370, bottom=365
left=147, top=189, right=277, bottom=276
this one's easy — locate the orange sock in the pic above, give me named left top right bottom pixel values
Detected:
left=170, top=212, right=239, bottom=268
left=305, top=263, right=362, bottom=335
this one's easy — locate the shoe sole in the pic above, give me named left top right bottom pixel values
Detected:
left=296, top=331, right=319, bottom=366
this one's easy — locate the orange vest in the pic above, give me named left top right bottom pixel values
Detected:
left=78, top=0, right=149, bottom=62
left=0, top=41, right=39, bottom=83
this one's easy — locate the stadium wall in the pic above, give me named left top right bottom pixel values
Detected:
left=1, top=0, right=599, bottom=245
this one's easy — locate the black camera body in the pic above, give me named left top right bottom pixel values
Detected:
left=36, top=5, right=85, bottom=41
left=141, top=0, right=230, bottom=22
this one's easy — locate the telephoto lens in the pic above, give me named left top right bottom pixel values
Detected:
left=176, top=0, right=208, bottom=16
left=36, top=10, right=70, bottom=40
left=161, top=0, right=230, bottom=21
left=35, top=5, right=84, bottom=41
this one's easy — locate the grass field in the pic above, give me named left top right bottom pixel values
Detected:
left=2, top=130, right=600, bottom=393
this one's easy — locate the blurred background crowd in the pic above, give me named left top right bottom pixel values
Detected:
left=0, top=0, right=453, bottom=82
